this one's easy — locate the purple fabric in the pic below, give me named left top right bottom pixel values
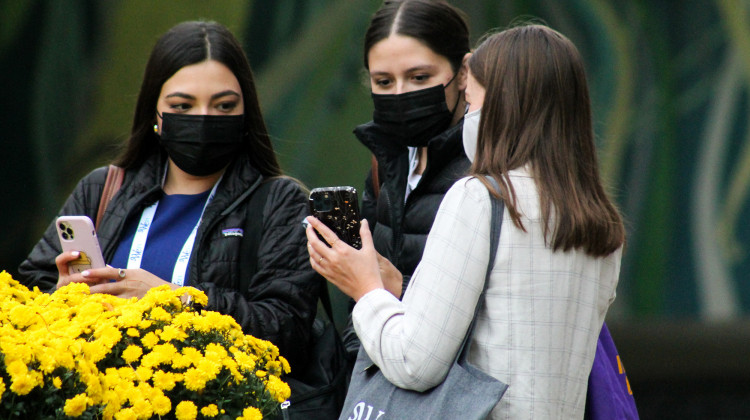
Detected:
left=585, top=322, right=640, bottom=420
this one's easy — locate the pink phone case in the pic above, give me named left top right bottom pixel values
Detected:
left=56, top=216, right=106, bottom=274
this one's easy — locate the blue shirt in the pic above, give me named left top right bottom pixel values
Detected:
left=110, top=190, right=211, bottom=284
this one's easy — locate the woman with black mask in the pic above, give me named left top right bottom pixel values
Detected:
left=339, top=0, right=472, bottom=355
left=17, top=21, right=320, bottom=371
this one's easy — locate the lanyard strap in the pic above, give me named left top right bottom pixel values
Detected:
left=127, top=179, right=221, bottom=286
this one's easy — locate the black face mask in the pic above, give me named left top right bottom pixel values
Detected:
left=371, top=81, right=456, bottom=147
left=159, top=113, right=244, bottom=176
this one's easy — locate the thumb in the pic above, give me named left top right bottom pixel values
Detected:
left=359, top=219, right=375, bottom=250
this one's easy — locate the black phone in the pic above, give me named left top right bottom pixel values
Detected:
left=308, top=186, right=362, bottom=249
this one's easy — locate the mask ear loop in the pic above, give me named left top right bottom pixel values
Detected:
left=443, top=71, right=462, bottom=118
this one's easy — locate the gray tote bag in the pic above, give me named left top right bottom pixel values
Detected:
left=338, top=185, right=508, bottom=420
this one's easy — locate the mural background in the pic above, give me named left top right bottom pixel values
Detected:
left=2, top=0, right=750, bottom=417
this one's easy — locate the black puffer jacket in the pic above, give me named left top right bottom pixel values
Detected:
left=17, top=153, right=320, bottom=369
left=356, top=120, right=470, bottom=293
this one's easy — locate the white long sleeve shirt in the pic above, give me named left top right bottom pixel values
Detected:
left=353, top=168, right=622, bottom=419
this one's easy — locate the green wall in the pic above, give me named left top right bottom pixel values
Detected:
left=3, top=0, right=750, bottom=323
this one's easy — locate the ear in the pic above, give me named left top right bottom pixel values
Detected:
left=457, top=52, right=472, bottom=91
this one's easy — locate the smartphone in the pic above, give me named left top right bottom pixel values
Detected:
left=308, top=186, right=362, bottom=249
left=56, top=215, right=106, bottom=274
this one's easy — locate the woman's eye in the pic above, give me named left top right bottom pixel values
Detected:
left=413, top=74, right=430, bottom=82
left=169, top=103, right=191, bottom=112
left=217, top=102, right=238, bottom=112
left=375, top=78, right=392, bottom=87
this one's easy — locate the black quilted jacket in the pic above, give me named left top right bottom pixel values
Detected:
left=17, top=153, right=320, bottom=369
left=356, top=120, right=471, bottom=294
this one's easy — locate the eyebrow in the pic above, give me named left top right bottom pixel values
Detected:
left=369, top=65, right=438, bottom=77
left=165, top=90, right=241, bottom=100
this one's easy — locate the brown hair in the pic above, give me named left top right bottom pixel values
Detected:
left=468, top=24, right=624, bottom=256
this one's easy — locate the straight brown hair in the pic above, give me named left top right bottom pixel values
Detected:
left=468, top=24, right=625, bottom=256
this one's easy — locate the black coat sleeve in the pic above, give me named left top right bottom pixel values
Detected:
left=17, top=167, right=107, bottom=292
left=199, top=178, right=321, bottom=371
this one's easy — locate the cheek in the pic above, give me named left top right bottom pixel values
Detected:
left=445, top=84, right=462, bottom=110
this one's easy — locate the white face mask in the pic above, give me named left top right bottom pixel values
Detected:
left=462, top=108, right=481, bottom=163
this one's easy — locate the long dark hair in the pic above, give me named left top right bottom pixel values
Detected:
left=364, top=0, right=470, bottom=72
left=468, top=24, right=625, bottom=256
left=114, top=21, right=281, bottom=177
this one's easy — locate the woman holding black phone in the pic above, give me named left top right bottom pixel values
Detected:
left=337, top=0, right=473, bottom=355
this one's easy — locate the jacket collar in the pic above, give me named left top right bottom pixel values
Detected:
left=125, top=152, right=262, bottom=216
left=354, top=119, right=467, bottom=184
left=354, top=119, right=466, bottom=168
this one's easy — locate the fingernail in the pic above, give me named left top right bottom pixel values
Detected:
left=81, top=270, right=89, bottom=277
left=72, top=251, right=80, bottom=257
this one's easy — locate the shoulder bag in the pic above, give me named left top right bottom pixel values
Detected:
left=338, top=181, right=508, bottom=420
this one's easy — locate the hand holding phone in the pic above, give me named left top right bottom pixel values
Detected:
left=308, top=186, right=362, bottom=249
left=56, top=216, right=106, bottom=274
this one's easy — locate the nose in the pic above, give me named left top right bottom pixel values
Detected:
left=395, top=80, right=416, bottom=95
left=395, top=80, right=406, bottom=95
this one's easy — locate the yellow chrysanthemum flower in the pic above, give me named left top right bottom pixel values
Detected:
left=266, top=374, right=291, bottom=403
left=6, top=359, right=27, bottom=377
left=173, top=347, right=202, bottom=369
left=141, top=331, right=160, bottom=349
left=152, top=370, right=178, bottom=391
left=94, top=324, right=122, bottom=349
left=150, top=390, right=172, bottom=416
left=114, top=407, right=137, bottom=420
left=175, top=400, right=198, bottom=420
left=63, top=393, right=89, bottom=417
left=149, top=306, right=172, bottom=322
left=200, top=403, right=219, bottom=417
left=131, top=397, right=154, bottom=419
left=135, top=366, right=153, bottom=383
left=279, top=356, right=291, bottom=375
left=239, top=406, right=263, bottom=420
left=159, top=325, right=187, bottom=342
left=53, top=376, right=62, bottom=388
left=9, top=373, right=37, bottom=395
left=183, top=367, right=209, bottom=392
left=122, top=345, right=143, bottom=364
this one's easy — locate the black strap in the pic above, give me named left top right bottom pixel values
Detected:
left=238, top=178, right=336, bottom=328
left=456, top=178, right=504, bottom=363
left=318, top=280, right=336, bottom=327
left=239, top=179, right=274, bottom=294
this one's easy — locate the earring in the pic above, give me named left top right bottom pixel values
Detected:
left=153, top=124, right=158, bottom=133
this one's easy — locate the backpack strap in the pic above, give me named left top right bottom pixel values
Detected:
left=238, top=178, right=337, bottom=328
left=96, top=165, right=124, bottom=229
left=370, top=154, right=380, bottom=199
left=238, top=178, right=274, bottom=295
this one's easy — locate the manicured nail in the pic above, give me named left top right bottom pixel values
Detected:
left=81, top=270, right=90, bottom=277
left=72, top=251, right=80, bottom=257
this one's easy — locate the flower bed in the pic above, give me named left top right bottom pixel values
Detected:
left=0, top=271, right=290, bottom=419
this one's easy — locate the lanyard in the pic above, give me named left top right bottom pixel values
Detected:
left=127, top=178, right=221, bottom=286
